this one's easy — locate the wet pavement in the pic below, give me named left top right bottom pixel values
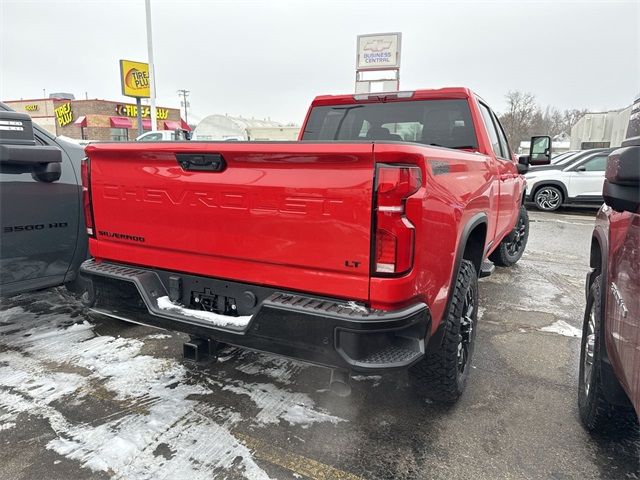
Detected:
left=0, top=208, right=638, bottom=480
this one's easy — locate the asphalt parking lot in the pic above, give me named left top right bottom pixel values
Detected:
left=0, top=208, right=638, bottom=480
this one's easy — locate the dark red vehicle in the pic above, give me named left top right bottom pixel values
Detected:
left=80, top=88, right=531, bottom=402
left=579, top=96, right=640, bottom=430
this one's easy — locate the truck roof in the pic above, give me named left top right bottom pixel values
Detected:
left=310, top=87, right=477, bottom=107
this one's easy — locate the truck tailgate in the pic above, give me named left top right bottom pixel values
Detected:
left=85, top=142, right=375, bottom=300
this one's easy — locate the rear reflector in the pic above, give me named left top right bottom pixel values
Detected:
left=374, top=165, right=421, bottom=276
left=81, top=157, right=95, bottom=237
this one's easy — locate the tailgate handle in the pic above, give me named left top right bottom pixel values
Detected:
left=176, top=153, right=226, bottom=172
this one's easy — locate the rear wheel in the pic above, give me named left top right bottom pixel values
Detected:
left=409, top=259, right=478, bottom=404
left=534, top=185, right=563, bottom=211
left=490, top=205, right=529, bottom=267
left=578, top=276, right=637, bottom=432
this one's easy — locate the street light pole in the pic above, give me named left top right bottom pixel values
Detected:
left=145, top=0, right=157, bottom=131
left=177, top=89, right=190, bottom=125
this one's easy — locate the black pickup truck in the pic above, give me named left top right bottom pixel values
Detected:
left=0, top=102, right=87, bottom=296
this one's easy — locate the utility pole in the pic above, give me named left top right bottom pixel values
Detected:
left=177, top=89, right=190, bottom=125
left=145, top=0, right=157, bottom=131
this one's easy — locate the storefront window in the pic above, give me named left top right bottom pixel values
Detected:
left=110, top=128, right=129, bottom=142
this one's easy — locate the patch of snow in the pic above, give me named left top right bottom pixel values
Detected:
left=222, top=381, right=344, bottom=427
left=0, top=296, right=348, bottom=479
left=156, top=296, right=252, bottom=328
left=540, top=320, right=582, bottom=338
left=144, top=333, right=172, bottom=340
left=0, top=305, right=271, bottom=479
left=0, top=420, right=16, bottom=431
left=351, top=375, right=382, bottom=387
left=235, top=354, right=306, bottom=384
left=344, top=301, right=368, bottom=314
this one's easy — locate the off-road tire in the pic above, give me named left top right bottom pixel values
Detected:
left=490, top=205, right=529, bottom=267
left=534, top=185, right=563, bottom=211
left=409, top=259, right=478, bottom=404
left=578, top=276, right=637, bottom=432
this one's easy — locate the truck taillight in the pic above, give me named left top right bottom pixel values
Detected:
left=374, top=165, right=421, bottom=275
left=81, top=157, right=95, bottom=237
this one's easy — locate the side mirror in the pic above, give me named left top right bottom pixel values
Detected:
left=575, top=165, right=587, bottom=172
left=529, top=135, right=552, bottom=165
left=603, top=146, right=640, bottom=213
left=517, top=155, right=529, bottom=174
left=0, top=144, right=62, bottom=182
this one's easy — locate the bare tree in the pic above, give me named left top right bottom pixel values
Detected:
left=499, top=91, right=538, bottom=150
left=561, top=109, right=589, bottom=136
left=498, top=91, right=588, bottom=151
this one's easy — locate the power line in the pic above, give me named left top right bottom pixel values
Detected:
left=177, top=89, right=190, bottom=125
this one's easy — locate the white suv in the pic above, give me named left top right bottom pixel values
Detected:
left=525, top=149, right=614, bottom=211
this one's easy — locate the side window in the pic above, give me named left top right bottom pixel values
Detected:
left=581, top=155, right=608, bottom=172
left=139, top=132, right=162, bottom=142
left=492, top=112, right=511, bottom=160
left=478, top=103, right=502, bottom=158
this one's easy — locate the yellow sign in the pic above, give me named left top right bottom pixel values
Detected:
left=54, top=103, right=73, bottom=127
left=119, top=59, right=150, bottom=98
left=115, top=104, right=169, bottom=120
left=25, top=104, right=39, bottom=112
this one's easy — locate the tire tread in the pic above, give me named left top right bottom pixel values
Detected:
left=409, top=259, right=477, bottom=404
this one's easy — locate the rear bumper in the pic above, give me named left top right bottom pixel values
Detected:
left=80, top=259, right=430, bottom=373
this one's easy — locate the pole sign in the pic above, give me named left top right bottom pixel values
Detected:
left=356, top=33, right=401, bottom=71
left=119, top=59, right=151, bottom=98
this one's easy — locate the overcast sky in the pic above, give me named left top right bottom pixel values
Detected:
left=1, top=0, right=638, bottom=124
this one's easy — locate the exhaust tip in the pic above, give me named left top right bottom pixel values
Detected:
left=329, top=369, right=352, bottom=397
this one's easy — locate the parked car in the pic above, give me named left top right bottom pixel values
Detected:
left=524, top=148, right=616, bottom=211
left=550, top=150, right=579, bottom=164
left=79, top=87, right=532, bottom=402
left=0, top=103, right=88, bottom=296
left=135, top=129, right=190, bottom=141
left=579, top=128, right=639, bottom=432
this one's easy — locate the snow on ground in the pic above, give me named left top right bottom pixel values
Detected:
left=0, top=294, right=344, bottom=479
left=144, top=333, right=172, bottom=340
left=234, top=354, right=307, bottom=384
left=540, top=320, right=582, bottom=338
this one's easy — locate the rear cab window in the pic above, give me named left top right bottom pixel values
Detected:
left=302, top=99, right=478, bottom=150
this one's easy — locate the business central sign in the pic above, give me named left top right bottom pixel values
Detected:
left=119, top=59, right=150, bottom=98
left=115, top=104, right=169, bottom=120
left=356, top=33, right=402, bottom=70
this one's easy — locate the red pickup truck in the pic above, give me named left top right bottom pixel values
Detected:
left=579, top=95, right=639, bottom=431
left=80, top=88, right=529, bottom=402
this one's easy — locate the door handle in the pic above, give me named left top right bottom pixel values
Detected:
left=176, top=153, right=226, bottom=172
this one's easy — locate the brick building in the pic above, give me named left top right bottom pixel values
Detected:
left=3, top=97, right=186, bottom=141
